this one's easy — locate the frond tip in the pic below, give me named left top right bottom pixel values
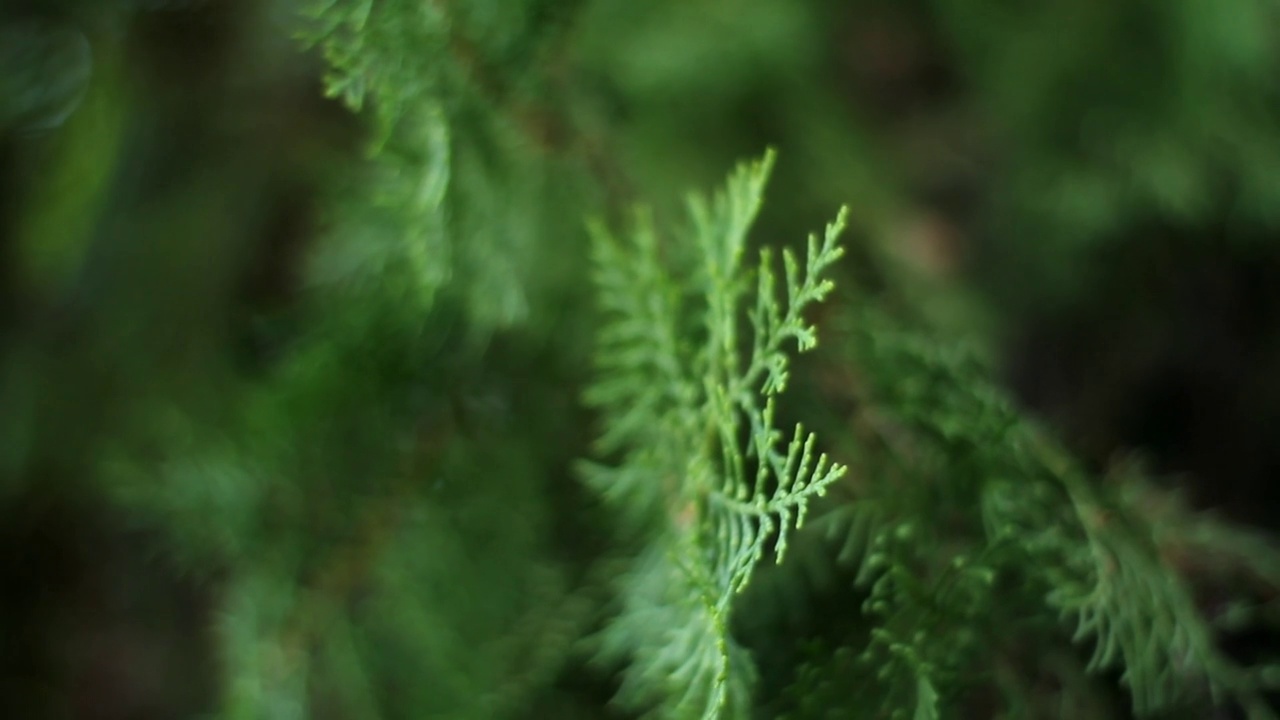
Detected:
left=583, top=151, right=848, bottom=718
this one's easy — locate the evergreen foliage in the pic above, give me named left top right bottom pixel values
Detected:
left=583, top=152, right=846, bottom=718
left=734, top=289, right=1280, bottom=718
left=3, top=1, right=1280, bottom=719
left=298, top=0, right=588, bottom=331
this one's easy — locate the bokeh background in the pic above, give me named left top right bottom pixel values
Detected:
left=4, top=0, right=1280, bottom=717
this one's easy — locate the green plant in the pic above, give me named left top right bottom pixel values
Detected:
left=4, top=1, right=1280, bottom=719
left=583, top=151, right=846, bottom=718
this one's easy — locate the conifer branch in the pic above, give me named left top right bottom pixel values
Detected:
left=584, top=151, right=847, bottom=717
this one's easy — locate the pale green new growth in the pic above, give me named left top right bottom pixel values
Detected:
left=584, top=152, right=847, bottom=718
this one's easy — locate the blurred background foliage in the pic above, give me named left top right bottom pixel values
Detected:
left=3, top=0, right=1280, bottom=717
